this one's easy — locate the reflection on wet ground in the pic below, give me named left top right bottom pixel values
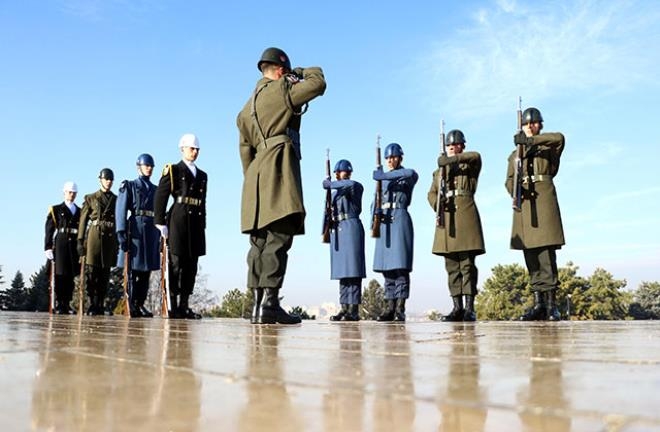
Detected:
left=1, top=313, right=659, bottom=431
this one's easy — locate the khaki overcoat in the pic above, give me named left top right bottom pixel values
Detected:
left=77, top=190, right=118, bottom=268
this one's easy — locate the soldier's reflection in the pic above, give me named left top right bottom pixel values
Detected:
left=373, top=325, right=415, bottom=431
left=438, top=323, right=487, bottom=432
left=239, top=326, right=303, bottom=432
left=323, top=323, right=365, bottom=431
left=518, top=325, right=570, bottom=431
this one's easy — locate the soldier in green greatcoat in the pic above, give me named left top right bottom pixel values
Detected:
left=428, top=130, right=485, bottom=322
left=77, top=168, right=118, bottom=315
left=506, top=107, right=565, bottom=321
left=237, top=47, right=326, bottom=324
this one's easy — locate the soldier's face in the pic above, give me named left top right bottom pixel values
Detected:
left=181, top=146, right=199, bottom=162
left=447, top=143, right=464, bottom=156
left=138, top=164, right=154, bottom=177
left=63, top=190, right=77, bottom=202
left=335, top=171, right=351, bottom=180
left=523, top=122, right=542, bottom=137
left=100, top=178, right=113, bottom=192
left=386, top=156, right=402, bottom=170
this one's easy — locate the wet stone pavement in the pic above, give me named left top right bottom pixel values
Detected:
left=1, top=312, right=659, bottom=431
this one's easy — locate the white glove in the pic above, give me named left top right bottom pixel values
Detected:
left=45, top=249, right=54, bottom=261
left=156, top=224, right=169, bottom=239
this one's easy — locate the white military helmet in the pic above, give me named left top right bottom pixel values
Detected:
left=179, top=133, right=200, bottom=149
left=63, top=181, right=78, bottom=192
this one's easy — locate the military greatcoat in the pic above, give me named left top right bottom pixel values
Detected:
left=505, top=132, right=565, bottom=250
left=154, top=161, right=207, bottom=258
left=323, top=179, right=366, bottom=280
left=77, top=190, right=118, bottom=268
left=116, top=176, right=160, bottom=271
left=373, top=167, right=418, bottom=272
left=427, top=151, right=485, bottom=256
left=45, top=202, right=81, bottom=275
left=237, top=67, right=326, bottom=234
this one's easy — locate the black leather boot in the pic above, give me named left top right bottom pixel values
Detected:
left=546, top=290, right=561, bottom=321
left=330, top=304, right=348, bottom=321
left=519, top=291, right=546, bottom=321
left=259, top=288, right=301, bottom=324
left=251, top=288, right=264, bottom=324
left=377, top=300, right=396, bottom=322
left=168, top=295, right=180, bottom=319
left=130, top=299, right=143, bottom=318
left=463, top=295, right=477, bottom=322
left=179, top=294, right=202, bottom=319
left=442, top=296, right=465, bottom=322
left=343, top=304, right=360, bottom=321
left=394, top=298, right=406, bottom=322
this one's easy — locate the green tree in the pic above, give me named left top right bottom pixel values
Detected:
left=557, top=261, right=589, bottom=319
left=26, top=264, right=50, bottom=312
left=427, top=310, right=441, bottom=321
left=570, top=268, right=629, bottom=320
left=361, top=279, right=386, bottom=320
left=0, top=265, right=7, bottom=310
left=3, top=271, right=29, bottom=311
left=629, top=281, right=660, bottom=319
left=208, top=288, right=247, bottom=318
left=289, top=305, right=315, bottom=320
left=476, top=263, right=529, bottom=320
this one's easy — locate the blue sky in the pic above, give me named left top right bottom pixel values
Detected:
left=1, top=0, right=659, bottom=314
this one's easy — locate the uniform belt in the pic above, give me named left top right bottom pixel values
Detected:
left=92, top=220, right=115, bottom=227
left=176, top=197, right=203, bottom=206
left=332, top=213, right=356, bottom=222
left=57, top=228, right=78, bottom=234
left=522, top=175, right=553, bottom=184
left=135, top=210, right=155, bottom=217
left=257, top=134, right=289, bottom=151
left=446, top=190, right=473, bottom=198
left=381, top=202, right=407, bottom=210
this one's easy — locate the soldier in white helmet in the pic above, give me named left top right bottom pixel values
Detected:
left=44, top=181, right=81, bottom=314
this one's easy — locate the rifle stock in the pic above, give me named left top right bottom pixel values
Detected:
left=49, top=259, right=55, bottom=314
left=512, top=96, right=523, bottom=211
left=321, top=149, right=332, bottom=243
left=78, top=256, right=85, bottom=316
left=122, top=251, right=131, bottom=317
left=371, top=134, right=382, bottom=238
left=160, top=238, right=170, bottom=317
left=436, top=120, right=447, bottom=228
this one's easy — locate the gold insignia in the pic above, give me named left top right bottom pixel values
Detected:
left=162, top=164, right=171, bottom=176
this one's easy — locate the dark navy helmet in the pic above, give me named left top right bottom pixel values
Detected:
left=99, top=168, right=114, bottom=181
left=334, top=159, right=353, bottom=173
left=136, top=153, right=155, bottom=167
left=257, top=47, right=291, bottom=72
left=384, top=143, right=404, bottom=158
left=522, top=107, right=543, bottom=125
left=446, top=129, right=466, bottom=145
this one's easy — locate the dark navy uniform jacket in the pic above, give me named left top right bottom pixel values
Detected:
left=372, top=167, right=418, bottom=272
left=154, top=161, right=207, bottom=258
left=323, top=179, right=366, bottom=280
left=116, top=176, right=161, bottom=271
left=45, top=202, right=81, bottom=276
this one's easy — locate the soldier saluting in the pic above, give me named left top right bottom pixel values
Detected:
left=506, top=107, right=565, bottom=321
left=77, top=169, right=118, bottom=315
left=154, top=134, right=207, bottom=319
left=237, top=47, right=326, bottom=324
left=44, top=181, right=81, bottom=314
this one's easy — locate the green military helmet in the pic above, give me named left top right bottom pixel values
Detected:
left=522, top=107, right=543, bottom=125
left=99, top=168, right=114, bottom=181
left=257, top=47, right=291, bottom=72
left=446, top=129, right=466, bottom=145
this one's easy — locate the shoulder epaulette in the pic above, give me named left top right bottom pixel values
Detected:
left=49, top=206, right=56, bottom=225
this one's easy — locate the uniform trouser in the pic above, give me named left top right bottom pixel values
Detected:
left=339, top=277, right=362, bottom=304
left=169, top=254, right=198, bottom=296
left=523, top=246, right=558, bottom=293
left=85, top=265, right=111, bottom=299
left=247, top=218, right=295, bottom=289
left=444, top=252, right=478, bottom=297
left=54, top=274, right=75, bottom=306
left=130, top=270, right=151, bottom=304
left=382, top=269, right=410, bottom=300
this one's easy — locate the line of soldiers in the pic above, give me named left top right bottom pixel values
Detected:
left=44, top=134, right=207, bottom=319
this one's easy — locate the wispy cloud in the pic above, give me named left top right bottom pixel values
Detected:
left=418, top=0, right=660, bottom=118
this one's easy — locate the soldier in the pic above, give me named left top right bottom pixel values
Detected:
left=77, top=169, right=118, bottom=315
left=372, top=143, right=418, bottom=322
left=154, top=134, right=207, bottom=319
left=506, top=107, right=565, bottom=321
left=323, top=159, right=366, bottom=322
left=44, top=181, right=81, bottom=314
left=237, top=47, right=326, bottom=325
left=427, top=130, right=485, bottom=322
left=116, top=153, right=160, bottom=318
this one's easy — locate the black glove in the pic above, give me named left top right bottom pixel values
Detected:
left=117, top=231, right=129, bottom=252
left=292, top=67, right=304, bottom=79
left=77, top=240, right=86, bottom=257
left=437, top=155, right=454, bottom=167
left=514, top=131, right=528, bottom=146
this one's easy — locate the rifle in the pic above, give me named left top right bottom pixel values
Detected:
left=512, top=96, right=523, bottom=211
left=321, top=148, right=332, bottom=243
left=160, top=238, right=171, bottom=318
left=122, top=250, right=132, bottom=317
left=78, top=256, right=86, bottom=316
left=49, top=259, right=55, bottom=314
left=436, top=120, right=447, bottom=228
left=371, top=134, right=382, bottom=238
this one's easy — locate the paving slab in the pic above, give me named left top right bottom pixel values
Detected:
left=1, top=312, right=659, bottom=431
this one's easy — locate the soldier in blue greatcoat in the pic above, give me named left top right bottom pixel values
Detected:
left=323, top=159, right=366, bottom=321
left=116, top=153, right=161, bottom=318
left=372, top=143, right=418, bottom=322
